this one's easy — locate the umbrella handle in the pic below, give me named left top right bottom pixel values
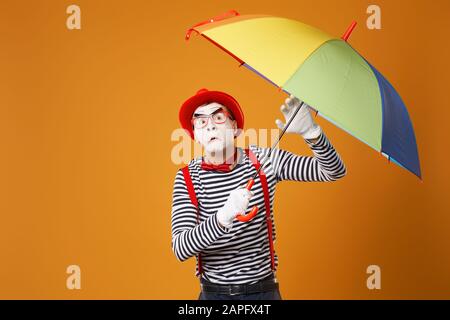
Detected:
left=236, top=178, right=259, bottom=222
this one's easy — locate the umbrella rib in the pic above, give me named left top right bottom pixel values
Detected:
left=200, top=34, right=244, bottom=65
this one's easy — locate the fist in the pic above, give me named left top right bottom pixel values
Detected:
left=216, top=187, right=254, bottom=228
left=275, top=95, right=322, bottom=140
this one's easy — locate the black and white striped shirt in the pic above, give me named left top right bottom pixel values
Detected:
left=171, top=131, right=346, bottom=284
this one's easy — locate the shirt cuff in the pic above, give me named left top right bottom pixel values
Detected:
left=214, top=212, right=232, bottom=233
left=305, top=130, right=327, bottom=147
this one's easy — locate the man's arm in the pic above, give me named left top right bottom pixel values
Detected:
left=171, top=169, right=228, bottom=262
left=268, top=130, right=347, bottom=182
left=270, top=95, right=347, bottom=182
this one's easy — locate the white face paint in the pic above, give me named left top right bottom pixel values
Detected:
left=193, top=102, right=237, bottom=154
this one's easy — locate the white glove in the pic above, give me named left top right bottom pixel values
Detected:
left=275, top=95, right=322, bottom=140
left=216, top=187, right=254, bottom=228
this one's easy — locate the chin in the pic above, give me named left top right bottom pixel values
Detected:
left=205, top=142, right=226, bottom=154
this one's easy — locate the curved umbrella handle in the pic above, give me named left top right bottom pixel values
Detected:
left=236, top=178, right=258, bottom=222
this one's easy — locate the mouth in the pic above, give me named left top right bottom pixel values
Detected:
left=208, top=136, right=220, bottom=143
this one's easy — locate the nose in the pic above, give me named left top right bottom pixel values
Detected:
left=206, top=117, right=217, bottom=131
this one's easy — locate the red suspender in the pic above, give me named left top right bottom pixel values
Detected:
left=181, top=166, right=203, bottom=275
left=244, top=149, right=276, bottom=272
left=181, top=148, right=275, bottom=275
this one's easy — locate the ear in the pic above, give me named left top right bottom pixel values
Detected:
left=193, top=128, right=199, bottom=143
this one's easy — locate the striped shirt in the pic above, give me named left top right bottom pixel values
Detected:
left=171, top=131, right=346, bottom=284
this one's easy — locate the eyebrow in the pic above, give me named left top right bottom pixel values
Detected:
left=193, top=107, right=223, bottom=117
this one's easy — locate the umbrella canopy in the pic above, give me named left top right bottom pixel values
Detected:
left=186, top=11, right=422, bottom=179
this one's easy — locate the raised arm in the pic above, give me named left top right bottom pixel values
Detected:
left=268, top=130, right=347, bottom=182
left=270, top=95, right=347, bottom=182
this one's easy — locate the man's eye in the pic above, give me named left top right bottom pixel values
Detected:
left=197, top=118, right=207, bottom=125
left=214, top=113, right=225, bottom=121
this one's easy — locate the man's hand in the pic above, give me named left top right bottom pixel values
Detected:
left=216, top=187, right=253, bottom=228
left=275, top=95, right=322, bottom=140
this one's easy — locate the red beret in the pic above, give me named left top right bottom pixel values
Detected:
left=179, top=88, right=244, bottom=139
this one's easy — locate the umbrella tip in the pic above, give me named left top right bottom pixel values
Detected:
left=341, top=21, right=357, bottom=42
left=185, top=10, right=240, bottom=41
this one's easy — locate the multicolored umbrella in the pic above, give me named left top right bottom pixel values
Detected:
left=185, top=10, right=422, bottom=180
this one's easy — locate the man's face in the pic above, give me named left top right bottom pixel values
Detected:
left=192, top=102, right=237, bottom=154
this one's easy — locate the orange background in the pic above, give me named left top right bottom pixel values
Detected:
left=0, top=0, right=449, bottom=299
